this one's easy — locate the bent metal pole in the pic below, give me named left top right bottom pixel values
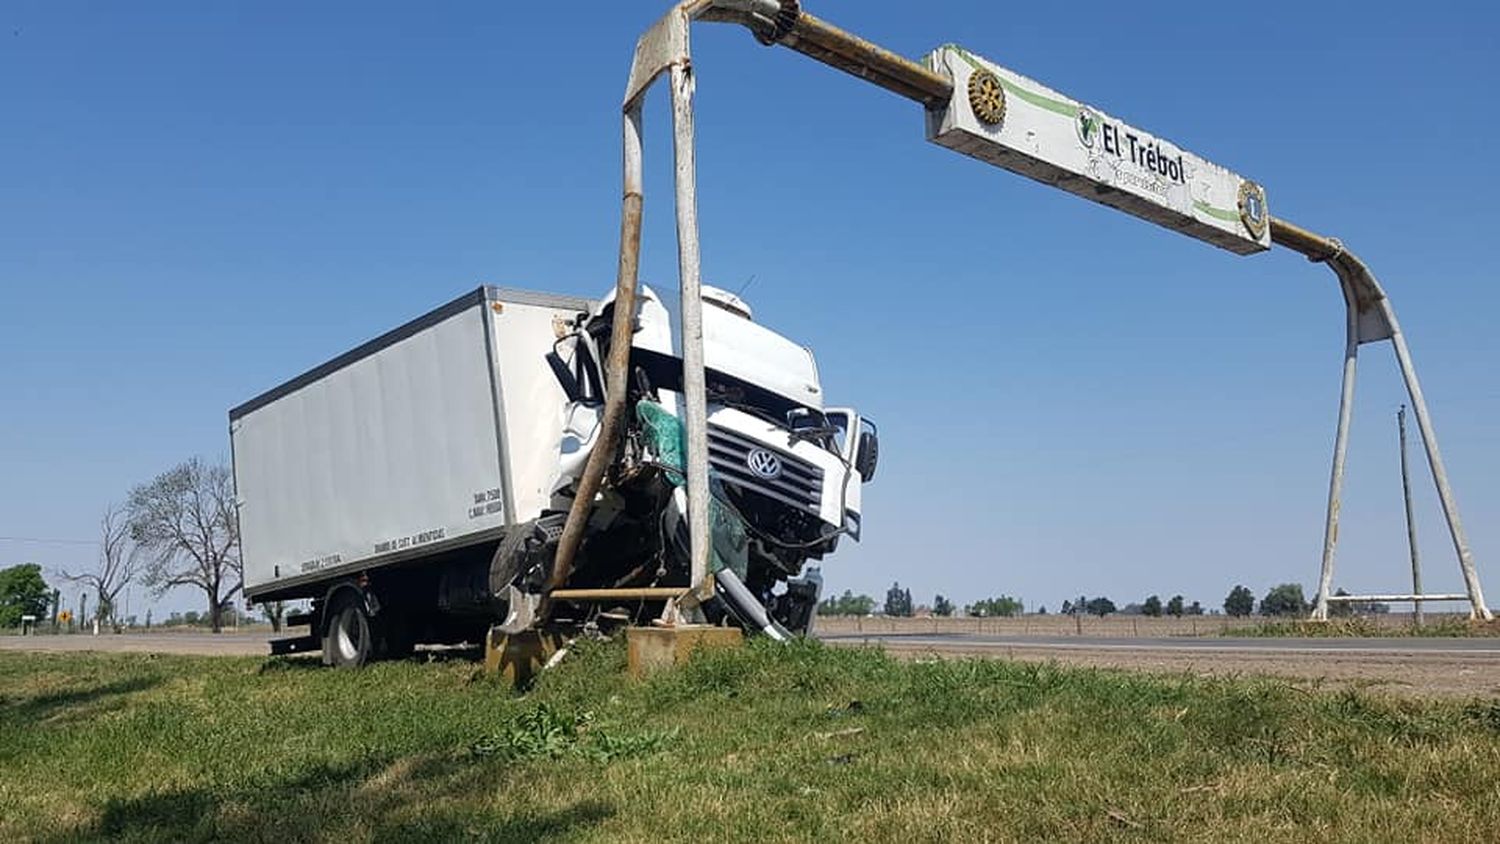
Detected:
left=580, top=0, right=1491, bottom=622
left=545, top=105, right=644, bottom=601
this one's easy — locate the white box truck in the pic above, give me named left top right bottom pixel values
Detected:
left=232, top=284, right=877, bottom=665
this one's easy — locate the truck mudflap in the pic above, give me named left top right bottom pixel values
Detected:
left=269, top=635, right=321, bottom=656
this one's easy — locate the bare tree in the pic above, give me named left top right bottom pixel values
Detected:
left=262, top=600, right=285, bottom=633
left=61, top=504, right=142, bottom=629
left=128, top=457, right=242, bottom=633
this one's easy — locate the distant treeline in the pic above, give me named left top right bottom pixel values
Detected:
left=816, top=582, right=1389, bottom=618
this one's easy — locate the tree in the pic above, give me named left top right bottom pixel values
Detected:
left=128, top=457, right=242, bottom=633
left=1142, top=595, right=1163, bottom=617
left=1259, top=583, right=1308, bottom=617
left=61, top=504, right=142, bottom=627
left=818, top=590, right=875, bottom=616
left=1084, top=597, right=1116, bottom=617
left=1329, top=587, right=1354, bottom=618
left=1186, top=600, right=1204, bottom=616
left=0, top=564, right=51, bottom=627
left=883, top=582, right=913, bottom=617
left=1165, top=595, right=1185, bottom=617
left=932, top=595, right=954, bottom=617
left=1060, top=599, right=1073, bottom=615
left=263, top=601, right=286, bottom=632
left=967, top=596, right=1024, bottom=618
left=1223, top=585, right=1255, bottom=617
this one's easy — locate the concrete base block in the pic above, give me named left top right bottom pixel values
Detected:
left=484, top=628, right=567, bottom=687
left=626, top=625, right=743, bottom=677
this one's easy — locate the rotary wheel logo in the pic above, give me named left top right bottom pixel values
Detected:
left=746, top=448, right=783, bottom=480
left=1238, top=180, right=1268, bottom=239
left=967, top=68, right=1006, bottom=126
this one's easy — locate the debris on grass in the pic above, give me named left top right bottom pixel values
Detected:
left=470, top=703, right=676, bottom=762
left=812, top=727, right=865, bottom=740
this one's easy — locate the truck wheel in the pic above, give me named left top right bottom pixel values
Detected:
left=323, top=595, right=373, bottom=669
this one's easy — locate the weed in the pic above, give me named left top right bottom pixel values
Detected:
left=471, top=703, right=676, bottom=762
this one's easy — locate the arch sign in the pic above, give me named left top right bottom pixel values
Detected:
left=924, top=45, right=1270, bottom=255
left=557, top=0, right=1491, bottom=622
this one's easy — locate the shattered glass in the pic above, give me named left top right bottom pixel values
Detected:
left=635, top=400, right=749, bottom=580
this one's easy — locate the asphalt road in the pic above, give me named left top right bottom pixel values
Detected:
left=0, top=632, right=277, bottom=656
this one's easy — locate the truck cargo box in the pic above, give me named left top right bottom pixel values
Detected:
left=230, top=286, right=594, bottom=601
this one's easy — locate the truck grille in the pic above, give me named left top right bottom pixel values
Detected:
left=708, top=425, right=823, bottom=515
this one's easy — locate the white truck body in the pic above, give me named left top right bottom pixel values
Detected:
left=233, top=284, right=866, bottom=605
left=228, top=283, right=876, bottom=659
left=232, top=287, right=591, bottom=600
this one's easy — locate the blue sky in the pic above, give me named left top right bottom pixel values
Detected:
left=3, top=1, right=1497, bottom=618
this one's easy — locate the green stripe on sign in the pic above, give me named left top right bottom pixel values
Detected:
left=1193, top=200, right=1239, bottom=223
left=946, top=46, right=1077, bottom=118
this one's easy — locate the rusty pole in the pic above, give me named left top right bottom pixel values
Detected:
left=547, top=106, right=645, bottom=598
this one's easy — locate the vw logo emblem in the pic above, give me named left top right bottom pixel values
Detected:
left=746, top=448, right=782, bottom=480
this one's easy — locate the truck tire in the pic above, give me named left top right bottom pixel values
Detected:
left=323, top=593, right=373, bottom=669
left=489, top=514, right=567, bottom=597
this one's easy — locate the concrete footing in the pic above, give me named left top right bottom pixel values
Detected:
left=626, top=625, right=743, bottom=677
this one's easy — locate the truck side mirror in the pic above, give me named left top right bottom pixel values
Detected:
left=855, top=428, right=878, bottom=482
left=546, top=352, right=583, bottom=403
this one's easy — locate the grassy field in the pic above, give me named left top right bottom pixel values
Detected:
left=1222, top=618, right=1500, bottom=638
left=2, top=641, right=1498, bottom=843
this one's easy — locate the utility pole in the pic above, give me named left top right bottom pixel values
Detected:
left=1399, top=405, right=1424, bottom=627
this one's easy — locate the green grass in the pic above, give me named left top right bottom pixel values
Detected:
left=2, top=641, right=1499, bottom=842
left=1222, top=617, right=1500, bottom=638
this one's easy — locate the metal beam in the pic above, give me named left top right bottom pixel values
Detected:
left=1323, top=593, right=1468, bottom=603
left=550, top=587, right=689, bottom=601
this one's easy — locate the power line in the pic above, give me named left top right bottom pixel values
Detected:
left=0, top=536, right=99, bottom=546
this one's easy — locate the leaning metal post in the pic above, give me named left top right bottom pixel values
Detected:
left=546, top=105, right=645, bottom=602
left=1383, top=299, right=1489, bottom=618
left=1312, top=275, right=1360, bottom=619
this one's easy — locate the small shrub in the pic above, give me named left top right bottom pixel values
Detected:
left=471, top=703, right=675, bottom=762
